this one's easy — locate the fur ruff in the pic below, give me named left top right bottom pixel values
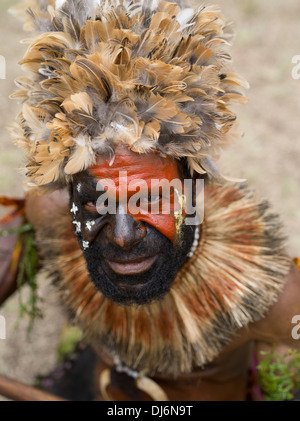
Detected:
left=10, top=0, right=247, bottom=191
left=36, top=183, right=291, bottom=377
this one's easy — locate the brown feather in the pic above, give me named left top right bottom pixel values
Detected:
left=10, top=0, right=248, bottom=190
left=35, top=182, right=291, bottom=376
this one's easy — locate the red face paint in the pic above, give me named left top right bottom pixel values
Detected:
left=89, top=145, right=183, bottom=242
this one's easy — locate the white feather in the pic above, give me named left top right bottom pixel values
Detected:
left=141, top=0, right=159, bottom=10
left=74, top=134, right=88, bottom=147
left=56, top=0, right=101, bottom=11
left=55, top=0, right=160, bottom=15
left=92, top=0, right=102, bottom=7
left=150, top=0, right=159, bottom=9
left=55, top=0, right=67, bottom=9
left=176, top=8, right=195, bottom=30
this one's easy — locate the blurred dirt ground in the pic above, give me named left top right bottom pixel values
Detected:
left=0, top=0, right=300, bottom=399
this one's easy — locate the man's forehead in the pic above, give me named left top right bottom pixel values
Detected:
left=88, top=145, right=180, bottom=182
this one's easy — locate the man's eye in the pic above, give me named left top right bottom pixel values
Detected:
left=84, top=201, right=98, bottom=212
left=140, top=195, right=161, bottom=204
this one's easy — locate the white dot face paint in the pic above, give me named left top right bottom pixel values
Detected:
left=73, top=220, right=81, bottom=234
left=82, top=241, right=90, bottom=250
left=86, top=220, right=96, bottom=231
left=77, top=183, right=82, bottom=193
left=71, top=203, right=79, bottom=215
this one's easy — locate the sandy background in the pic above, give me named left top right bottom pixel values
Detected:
left=0, top=0, right=300, bottom=398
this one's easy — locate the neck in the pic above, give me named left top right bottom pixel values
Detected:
left=36, top=183, right=290, bottom=377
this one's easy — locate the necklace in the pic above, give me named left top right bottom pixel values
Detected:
left=187, top=225, right=200, bottom=258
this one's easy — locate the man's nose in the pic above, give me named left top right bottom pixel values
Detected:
left=106, top=206, right=147, bottom=250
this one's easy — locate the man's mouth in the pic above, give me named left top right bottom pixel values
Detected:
left=105, top=255, right=158, bottom=275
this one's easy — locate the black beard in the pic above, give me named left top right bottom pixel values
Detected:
left=80, top=224, right=195, bottom=306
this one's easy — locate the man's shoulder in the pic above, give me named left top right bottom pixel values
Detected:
left=248, top=261, right=300, bottom=344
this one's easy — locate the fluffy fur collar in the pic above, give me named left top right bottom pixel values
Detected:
left=36, top=183, right=291, bottom=377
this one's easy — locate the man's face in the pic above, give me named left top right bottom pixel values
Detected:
left=70, top=145, right=195, bottom=305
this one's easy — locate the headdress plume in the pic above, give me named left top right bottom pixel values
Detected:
left=10, top=0, right=248, bottom=190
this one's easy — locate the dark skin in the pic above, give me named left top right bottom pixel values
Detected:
left=1, top=148, right=300, bottom=400
left=69, top=147, right=195, bottom=305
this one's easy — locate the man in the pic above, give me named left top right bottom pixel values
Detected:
left=1, top=0, right=300, bottom=401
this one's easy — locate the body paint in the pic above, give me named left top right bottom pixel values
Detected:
left=89, top=146, right=185, bottom=243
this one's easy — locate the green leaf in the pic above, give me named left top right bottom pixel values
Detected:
left=2, top=222, right=43, bottom=334
left=258, top=347, right=300, bottom=401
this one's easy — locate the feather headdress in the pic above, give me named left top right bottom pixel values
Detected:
left=10, top=0, right=248, bottom=190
